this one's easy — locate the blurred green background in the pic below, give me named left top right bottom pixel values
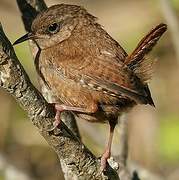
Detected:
left=0, top=0, right=179, bottom=179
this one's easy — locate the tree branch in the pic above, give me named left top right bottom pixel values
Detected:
left=117, top=115, right=128, bottom=166
left=160, top=0, right=179, bottom=62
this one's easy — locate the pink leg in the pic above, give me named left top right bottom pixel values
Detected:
left=100, top=122, right=116, bottom=171
left=53, top=104, right=89, bottom=128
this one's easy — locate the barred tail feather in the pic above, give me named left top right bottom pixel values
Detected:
left=124, top=23, right=167, bottom=82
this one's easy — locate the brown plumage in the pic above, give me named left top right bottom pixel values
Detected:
left=13, top=4, right=167, bottom=170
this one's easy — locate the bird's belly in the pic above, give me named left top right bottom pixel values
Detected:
left=41, top=66, right=98, bottom=110
left=40, top=66, right=135, bottom=122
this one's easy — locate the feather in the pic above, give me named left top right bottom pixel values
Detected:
left=124, top=23, right=167, bottom=82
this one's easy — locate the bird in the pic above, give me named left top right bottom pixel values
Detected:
left=13, top=4, right=167, bottom=171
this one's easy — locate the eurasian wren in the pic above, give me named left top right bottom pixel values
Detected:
left=14, top=4, right=167, bottom=170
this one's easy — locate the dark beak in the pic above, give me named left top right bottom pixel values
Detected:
left=13, top=32, right=34, bottom=46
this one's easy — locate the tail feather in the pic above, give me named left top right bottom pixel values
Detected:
left=124, top=23, right=167, bottom=82
left=144, top=85, right=155, bottom=107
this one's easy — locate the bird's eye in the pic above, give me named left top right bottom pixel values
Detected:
left=47, top=23, right=59, bottom=34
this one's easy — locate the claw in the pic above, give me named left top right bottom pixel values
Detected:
left=50, top=103, right=86, bottom=130
left=100, top=149, right=111, bottom=171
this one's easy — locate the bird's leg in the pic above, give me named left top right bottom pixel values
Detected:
left=53, top=104, right=96, bottom=128
left=101, top=121, right=117, bottom=171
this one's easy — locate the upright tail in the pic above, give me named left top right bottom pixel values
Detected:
left=124, top=23, right=167, bottom=83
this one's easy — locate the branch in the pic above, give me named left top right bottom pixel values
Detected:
left=160, top=0, right=179, bottom=62
left=0, top=24, right=119, bottom=179
left=117, top=115, right=128, bottom=166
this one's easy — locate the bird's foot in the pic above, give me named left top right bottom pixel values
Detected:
left=100, top=149, right=111, bottom=172
left=50, top=103, right=65, bottom=130
left=51, top=103, right=87, bottom=130
left=53, top=109, right=61, bottom=128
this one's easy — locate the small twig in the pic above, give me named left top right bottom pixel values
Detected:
left=160, top=0, right=179, bottom=62
left=117, top=115, right=128, bottom=166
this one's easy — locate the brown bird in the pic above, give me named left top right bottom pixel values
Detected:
left=13, top=4, right=167, bottom=170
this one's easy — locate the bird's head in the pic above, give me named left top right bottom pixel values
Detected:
left=13, top=4, right=97, bottom=49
